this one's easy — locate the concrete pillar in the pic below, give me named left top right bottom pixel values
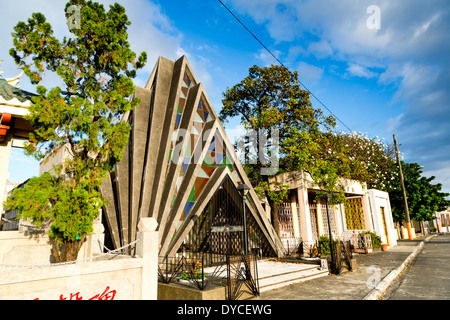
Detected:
left=361, top=194, right=373, bottom=231
left=316, top=202, right=324, bottom=237
left=335, top=204, right=345, bottom=237
left=297, top=188, right=313, bottom=244
left=136, top=217, right=158, bottom=300
left=290, top=192, right=300, bottom=238
left=0, top=132, right=13, bottom=216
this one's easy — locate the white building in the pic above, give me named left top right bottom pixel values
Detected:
left=268, top=170, right=397, bottom=252
left=435, top=207, right=450, bottom=233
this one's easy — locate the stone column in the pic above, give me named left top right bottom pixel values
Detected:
left=136, top=217, right=158, bottom=300
left=297, top=188, right=313, bottom=245
left=290, top=192, right=300, bottom=239
left=361, top=194, right=373, bottom=231
left=316, top=201, right=324, bottom=237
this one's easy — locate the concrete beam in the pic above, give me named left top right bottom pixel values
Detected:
left=129, top=86, right=153, bottom=246
left=139, top=57, right=175, bottom=220
left=163, top=166, right=228, bottom=257
left=99, top=173, right=121, bottom=250
left=147, top=56, right=190, bottom=222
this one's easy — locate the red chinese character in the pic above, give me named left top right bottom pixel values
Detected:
left=70, top=292, right=83, bottom=300
left=89, top=286, right=116, bottom=300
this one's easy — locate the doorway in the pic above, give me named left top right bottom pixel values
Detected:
left=380, top=207, right=389, bottom=245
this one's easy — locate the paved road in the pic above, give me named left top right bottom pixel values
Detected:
left=384, top=233, right=450, bottom=300
left=258, top=239, right=422, bottom=300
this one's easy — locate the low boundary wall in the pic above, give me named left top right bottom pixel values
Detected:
left=0, top=218, right=158, bottom=300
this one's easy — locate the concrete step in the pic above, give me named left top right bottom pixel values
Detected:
left=256, top=261, right=329, bottom=292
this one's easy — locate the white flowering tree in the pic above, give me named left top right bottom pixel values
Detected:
left=338, top=132, right=397, bottom=191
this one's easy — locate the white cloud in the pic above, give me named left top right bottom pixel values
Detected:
left=297, top=62, right=323, bottom=84
left=422, top=162, right=450, bottom=195
left=413, top=13, right=441, bottom=38
left=346, top=63, right=378, bottom=79
left=307, top=40, right=333, bottom=59
left=254, top=48, right=282, bottom=67
left=385, top=113, right=404, bottom=133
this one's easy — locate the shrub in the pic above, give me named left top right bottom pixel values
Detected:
left=317, top=235, right=338, bottom=256
left=359, top=231, right=382, bottom=249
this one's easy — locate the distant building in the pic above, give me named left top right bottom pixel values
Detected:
left=435, top=207, right=450, bottom=233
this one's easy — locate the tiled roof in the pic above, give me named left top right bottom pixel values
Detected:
left=0, top=78, right=37, bottom=103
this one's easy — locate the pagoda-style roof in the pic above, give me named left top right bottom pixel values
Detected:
left=0, top=77, right=37, bottom=103
left=0, top=63, right=36, bottom=143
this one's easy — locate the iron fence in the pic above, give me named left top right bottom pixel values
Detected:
left=297, top=239, right=354, bottom=275
left=280, top=237, right=302, bottom=256
left=158, top=254, right=226, bottom=290
left=226, top=254, right=259, bottom=300
left=158, top=252, right=260, bottom=300
left=328, top=240, right=353, bottom=275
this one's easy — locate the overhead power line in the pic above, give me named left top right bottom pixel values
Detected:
left=217, top=0, right=353, bottom=132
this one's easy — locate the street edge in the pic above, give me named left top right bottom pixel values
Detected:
left=362, top=234, right=437, bottom=300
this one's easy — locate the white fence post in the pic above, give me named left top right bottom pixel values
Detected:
left=136, top=217, right=158, bottom=300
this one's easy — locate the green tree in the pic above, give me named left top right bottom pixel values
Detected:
left=4, top=0, right=146, bottom=262
left=220, top=64, right=361, bottom=209
left=386, top=162, right=450, bottom=223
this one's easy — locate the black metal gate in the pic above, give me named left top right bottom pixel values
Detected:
left=157, top=252, right=260, bottom=300
left=181, top=176, right=245, bottom=265
left=159, top=176, right=279, bottom=299
left=226, top=253, right=260, bottom=300
left=209, top=177, right=245, bottom=259
left=179, top=176, right=275, bottom=265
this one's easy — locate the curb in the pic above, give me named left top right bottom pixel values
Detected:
left=362, top=234, right=436, bottom=300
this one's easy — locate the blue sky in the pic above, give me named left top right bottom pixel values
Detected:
left=1, top=0, right=449, bottom=195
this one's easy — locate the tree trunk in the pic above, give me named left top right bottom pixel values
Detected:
left=51, top=235, right=86, bottom=263
left=262, top=174, right=281, bottom=238
left=270, top=201, right=280, bottom=238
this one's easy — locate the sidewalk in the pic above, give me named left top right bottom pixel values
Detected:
left=258, top=234, right=436, bottom=300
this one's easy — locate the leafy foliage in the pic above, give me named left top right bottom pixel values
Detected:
left=5, top=0, right=146, bottom=262
left=358, top=231, right=382, bottom=249
left=317, top=235, right=338, bottom=256
left=385, top=162, right=450, bottom=222
left=220, top=64, right=363, bottom=205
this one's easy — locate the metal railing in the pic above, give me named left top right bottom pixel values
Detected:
left=158, top=252, right=260, bottom=300
left=158, top=254, right=227, bottom=291
left=280, top=237, right=302, bottom=256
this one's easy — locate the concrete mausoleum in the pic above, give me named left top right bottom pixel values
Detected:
left=269, top=170, right=398, bottom=251
left=99, top=56, right=284, bottom=259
